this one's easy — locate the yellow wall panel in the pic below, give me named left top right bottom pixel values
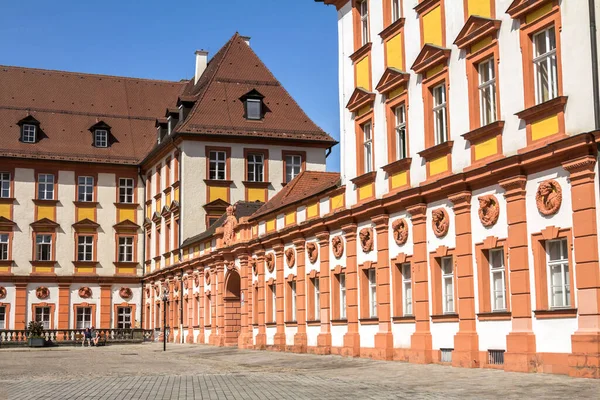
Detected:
left=37, top=205, right=55, bottom=221
left=426, top=64, right=444, bottom=79
left=386, top=34, right=403, bottom=70
left=34, top=266, right=53, bottom=273
left=77, top=207, right=95, bottom=222
left=204, top=242, right=210, bottom=251
left=247, top=188, right=266, bottom=202
left=388, top=86, right=405, bottom=100
left=118, top=208, right=135, bottom=222
left=391, top=171, right=408, bottom=189
left=0, top=204, right=10, bottom=219
left=531, top=114, right=559, bottom=141
left=467, top=0, right=491, bottom=18
left=266, top=219, right=276, bottom=232
left=356, top=105, right=372, bottom=117
left=306, top=203, right=318, bottom=219
left=474, top=137, right=498, bottom=160
left=155, top=198, right=162, bottom=213
left=174, top=186, right=180, bottom=202
left=285, top=212, right=295, bottom=226
left=471, top=36, right=493, bottom=53
left=0, top=265, right=10, bottom=273
left=331, top=194, right=344, bottom=210
left=423, top=6, right=443, bottom=46
left=166, top=191, right=171, bottom=206
left=209, top=186, right=228, bottom=202
left=356, top=56, right=370, bottom=90
left=358, top=183, right=373, bottom=201
left=429, top=156, right=448, bottom=176
left=526, top=3, right=553, bottom=24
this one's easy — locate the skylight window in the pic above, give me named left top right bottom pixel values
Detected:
left=246, top=99, right=262, bottom=120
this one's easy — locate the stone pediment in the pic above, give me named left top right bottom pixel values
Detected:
left=454, top=16, right=501, bottom=50
left=375, top=67, right=410, bottom=95
left=346, top=87, right=376, bottom=113
left=410, top=44, right=451, bottom=76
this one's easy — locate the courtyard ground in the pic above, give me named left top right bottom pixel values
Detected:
left=0, top=343, right=598, bottom=399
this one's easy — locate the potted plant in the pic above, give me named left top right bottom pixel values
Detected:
left=27, top=321, right=45, bottom=347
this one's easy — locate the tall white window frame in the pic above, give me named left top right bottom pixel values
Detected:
left=246, top=153, right=264, bottom=182
left=432, top=84, right=448, bottom=145
left=314, top=278, right=320, bottom=320
left=0, top=172, right=10, bottom=198
left=35, top=306, right=51, bottom=329
left=489, top=248, right=507, bottom=311
left=546, top=238, right=570, bottom=308
left=36, top=234, right=52, bottom=261
left=0, top=306, right=6, bottom=329
left=209, top=151, right=227, bottom=180
left=119, top=178, right=134, bottom=204
left=271, top=284, right=277, bottom=322
left=118, top=236, right=134, bottom=262
left=22, top=124, right=36, bottom=143
left=363, top=122, right=373, bottom=173
left=441, top=257, right=454, bottom=314
left=117, top=306, right=132, bottom=329
left=0, top=234, right=8, bottom=261
left=340, top=273, right=347, bottom=319
left=395, top=105, right=407, bottom=160
left=402, top=263, right=412, bottom=316
left=368, top=268, right=377, bottom=318
left=290, top=281, right=297, bottom=321
left=478, top=58, right=497, bottom=126
left=38, top=174, right=54, bottom=200
left=391, top=0, right=401, bottom=22
left=77, top=235, right=94, bottom=262
left=77, top=176, right=94, bottom=202
left=76, top=307, right=92, bottom=329
left=285, top=154, right=302, bottom=183
left=533, top=26, right=558, bottom=105
left=360, top=0, right=369, bottom=46
left=94, top=129, right=108, bottom=148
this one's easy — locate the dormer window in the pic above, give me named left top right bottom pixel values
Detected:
left=246, top=99, right=262, bottom=120
left=240, top=89, right=267, bottom=121
left=94, top=129, right=108, bottom=148
left=22, top=124, right=37, bottom=143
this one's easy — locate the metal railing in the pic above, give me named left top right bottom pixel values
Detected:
left=0, top=328, right=154, bottom=346
left=488, top=349, right=505, bottom=365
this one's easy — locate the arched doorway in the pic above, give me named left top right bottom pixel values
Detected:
left=223, top=269, right=241, bottom=346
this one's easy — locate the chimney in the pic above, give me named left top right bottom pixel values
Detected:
left=240, top=36, right=251, bottom=47
left=194, top=50, right=208, bottom=84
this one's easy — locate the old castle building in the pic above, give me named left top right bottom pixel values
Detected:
left=140, top=0, right=600, bottom=379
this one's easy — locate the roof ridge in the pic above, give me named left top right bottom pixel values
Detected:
left=0, top=65, right=184, bottom=84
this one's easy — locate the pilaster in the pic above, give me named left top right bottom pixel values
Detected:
left=342, top=223, right=361, bottom=357
left=373, top=214, right=393, bottom=361
left=316, top=231, right=332, bottom=355
left=293, top=238, right=308, bottom=352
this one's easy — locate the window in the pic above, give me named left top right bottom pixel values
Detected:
left=36, top=234, right=52, bottom=261
left=246, top=99, right=262, bottom=120
left=314, top=278, right=320, bottom=319
left=0, top=234, right=8, bottom=261
left=546, top=238, right=570, bottom=308
left=76, top=307, right=92, bottom=329
left=391, top=0, right=401, bottom=22
left=271, top=284, right=277, bottom=322
left=402, top=263, right=412, bottom=315
left=38, top=174, right=54, bottom=200
left=363, top=122, right=373, bottom=173
left=35, top=306, right=51, bottom=329
left=118, top=237, right=134, bottom=262
left=117, top=306, right=132, bottom=329
left=0, top=172, right=10, bottom=198
left=94, top=129, right=108, bottom=148
left=207, top=215, right=220, bottom=227
left=360, top=0, right=369, bottom=46
left=478, top=58, right=497, bottom=126
left=285, top=155, right=302, bottom=183
left=368, top=268, right=377, bottom=317
left=290, top=281, right=297, bottom=321
left=489, top=249, right=506, bottom=311
left=77, top=236, right=94, bottom=262
left=22, top=124, right=36, bottom=143
left=533, top=27, right=558, bottom=105
left=441, top=257, right=454, bottom=314
left=119, top=178, right=134, bottom=203
left=0, top=306, right=5, bottom=329
left=339, top=273, right=347, bottom=319
left=432, top=84, right=448, bottom=145
left=209, top=151, right=226, bottom=180
left=247, top=154, right=264, bottom=182
left=395, top=105, right=407, bottom=159
left=77, top=176, right=94, bottom=202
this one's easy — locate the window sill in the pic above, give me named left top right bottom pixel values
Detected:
left=431, top=313, right=459, bottom=323
left=114, top=202, right=139, bottom=209
left=477, top=311, right=511, bottom=321
left=162, top=187, right=172, bottom=195
left=203, top=179, right=233, bottom=187
left=72, top=261, right=98, bottom=267
left=515, top=96, right=568, bottom=124
left=331, top=319, right=348, bottom=326
left=350, top=42, right=372, bottom=63
left=0, top=197, right=16, bottom=205
left=379, top=17, right=405, bottom=40
left=534, top=308, right=577, bottom=319
left=306, top=320, right=321, bottom=326
left=32, top=199, right=59, bottom=206
left=381, top=158, right=412, bottom=175
left=73, top=201, right=99, bottom=207
left=392, top=315, right=415, bottom=323
left=242, top=181, right=270, bottom=189
left=114, top=261, right=138, bottom=268
left=204, top=325, right=212, bottom=329
left=153, top=193, right=162, bottom=200
left=265, top=322, right=277, bottom=327
left=30, top=260, right=56, bottom=265
left=284, top=321, right=298, bottom=326
left=350, top=171, right=377, bottom=187
left=417, top=140, right=454, bottom=161
left=359, top=317, right=379, bottom=325
left=462, top=121, right=505, bottom=143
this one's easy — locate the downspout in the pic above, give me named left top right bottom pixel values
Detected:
left=589, top=0, right=600, bottom=130
left=171, top=140, right=184, bottom=343
left=138, top=166, right=146, bottom=331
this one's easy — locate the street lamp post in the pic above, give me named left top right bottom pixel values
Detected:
left=162, top=286, right=169, bottom=352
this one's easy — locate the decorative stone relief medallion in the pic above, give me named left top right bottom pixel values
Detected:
left=154, top=284, right=160, bottom=295
left=119, top=287, right=133, bottom=300
left=0, top=286, right=6, bottom=300
left=250, top=259, right=257, bottom=275
left=78, top=286, right=92, bottom=299
left=392, top=219, right=409, bottom=246
left=306, top=242, right=319, bottom=263
left=36, top=286, right=50, bottom=300
left=431, top=208, right=450, bottom=238
left=285, top=248, right=295, bottom=268
left=536, top=179, right=562, bottom=216
left=332, top=236, right=344, bottom=259
left=265, top=253, right=275, bottom=272
left=205, top=270, right=211, bottom=285
left=478, top=195, right=500, bottom=227
left=144, top=286, right=151, bottom=298
left=359, top=228, right=374, bottom=253
left=222, top=205, right=238, bottom=246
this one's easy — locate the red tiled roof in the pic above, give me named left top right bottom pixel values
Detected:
left=251, top=171, right=341, bottom=220
left=0, top=66, right=186, bottom=164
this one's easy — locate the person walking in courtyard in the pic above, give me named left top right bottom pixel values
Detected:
left=82, top=328, right=91, bottom=347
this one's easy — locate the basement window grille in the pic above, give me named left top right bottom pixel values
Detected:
left=488, top=349, right=505, bottom=365
left=440, top=348, right=453, bottom=363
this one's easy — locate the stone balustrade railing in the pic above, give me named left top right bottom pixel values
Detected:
left=0, top=328, right=154, bottom=346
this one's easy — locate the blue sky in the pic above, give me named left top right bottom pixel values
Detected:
left=0, top=0, right=341, bottom=171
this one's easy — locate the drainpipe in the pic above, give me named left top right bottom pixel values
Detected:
left=589, top=0, right=600, bottom=130
left=138, top=166, right=146, bottom=331
left=170, top=141, right=184, bottom=343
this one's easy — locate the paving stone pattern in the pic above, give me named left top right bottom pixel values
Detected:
left=0, top=344, right=599, bottom=399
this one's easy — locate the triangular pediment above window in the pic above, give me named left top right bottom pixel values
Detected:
left=454, top=16, right=502, bottom=50
left=410, top=44, right=451, bottom=76
left=239, top=89, right=265, bottom=101
left=151, top=211, right=162, bottom=224
left=17, top=114, right=40, bottom=127
left=160, top=205, right=171, bottom=218
left=506, top=0, right=553, bottom=20
left=375, top=68, right=410, bottom=95
left=88, top=120, right=111, bottom=133
left=30, top=218, right=60, bottom=231
left=113, top=219, right=140, bottom=233
left=203, top=198, right=230, bottom=213
left=72, top=218, right=100, bottom=231
left=346, top=88, right=376, bottom=113
left=0, top=216, right=16, bottom=231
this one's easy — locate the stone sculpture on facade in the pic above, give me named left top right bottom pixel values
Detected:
left=250, top=259, right=257, bottom=275
left=222, top=205, right=238, bottom=246
left=285, top=248, right=295, bottom=268
left=306, top=242, right=319, bottom=263
left=332, top=236, right=344, bottom=259
left=392, top=218, right=409, bottom=245
left=119, top=287, right=133, bottom=300
left=0, top=286, right=6, bottom=300
left=359, top=228, right=374, bottom=252
left=536, top=179, right=562, bottom=216
left=36, top=286, right=50, bottom=300
left=432, top=208, right=450, bottom=238
left=478, top=195, right=500, bottom=227
left=78, top=286, right=92, bottom=299
left=265, top=253, right=275, bottom=272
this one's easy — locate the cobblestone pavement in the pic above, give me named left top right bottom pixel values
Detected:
left=1, top=344, right=599, bottom=400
